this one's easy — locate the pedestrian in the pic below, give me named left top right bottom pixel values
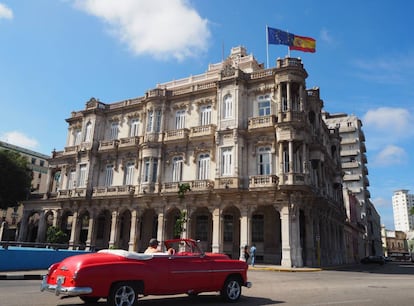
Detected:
left=250, top=244, right=256, bottom=266
left=244, top=245, right=250, bottom=263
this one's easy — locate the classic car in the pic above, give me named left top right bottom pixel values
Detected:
left=360, top=255, right=386, bottom=265
left=40, top=238, right=252, bottom=305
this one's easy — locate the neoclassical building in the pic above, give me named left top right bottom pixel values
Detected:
left=19, top=47, right=347, bottom=267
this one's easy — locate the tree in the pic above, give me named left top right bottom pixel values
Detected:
left=0, top=150, right=32, bottom=210
left=46, top=226, right=69, bottom=244
left=410, top=207, right=414, bottom=216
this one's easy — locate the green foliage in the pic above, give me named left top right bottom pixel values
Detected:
left=0, top=150, right=32, bottom=209
left=410, top=206, right=414, bottom=216
left=178, top=183, right=191, bottom=199
left=174, top=211, right=187, bottom=238
left=46, top=226, right=69, bottom=244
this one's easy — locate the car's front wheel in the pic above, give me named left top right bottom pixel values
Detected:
left=108, top=282, right=138, bottom=306
left=221, top=276, right=242, bottom=302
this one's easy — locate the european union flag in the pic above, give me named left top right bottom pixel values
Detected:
left=267, top=27, right=294, bottom=46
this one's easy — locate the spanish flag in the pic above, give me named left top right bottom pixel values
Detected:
left=267, top=27, right=316, bottom=53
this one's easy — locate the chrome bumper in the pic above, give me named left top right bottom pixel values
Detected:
left=40, top=276, right=92, bottom=296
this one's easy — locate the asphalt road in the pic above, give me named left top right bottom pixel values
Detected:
left=1, top=262, right=414, bottom=306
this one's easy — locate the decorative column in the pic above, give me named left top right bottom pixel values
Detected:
left=156, top=211, right=165, bottom=243
left=286, top=82, right=291, bottom=121
left=17, top=210, right=30, bottom=242
left=280, top=205, right=292, bottom=267
left=289, top=199, right=303, bottom=267
left=212, top=207, right=221, bottom=254
left=128, top=208, right=138, bottom=251
left=36, top=211, right=47, bottom=243
left=108, top=210, right=118, bottom=248
left=305, top=210, right=315, bottom=266
left=85, top=212, right=95, bottom=251
left=68, top=210, right=79, bottom=249
left=289, top=141, right=293, bottom=178
left=239, top=207, right=250, bottom=261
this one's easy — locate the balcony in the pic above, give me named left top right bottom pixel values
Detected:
left=57, top=188, right=87, bottom=199
left=279, top=173, right=308, bottom=186
left=215, top=177, right=240, bottom=189
left=118, top=136, right=141, bottom=149
left=279, top=111, right=306, bottom=123
left=143, top=132, right=161, bottom=143
left=249, top=175, right=278, bottom=189
left=343, top=174, right=361, bottom=181
left=162, top=180, right=214, bottom=194
left=98, top=140, right=119, bottom=152
left=92, top=185, right=135, bottom=197
left=342, top=161, right=359, bottom=169
left=248, top=115, right=276, bottom=131
left=277, top=128, right=304, bottom=141
left=164, top=128, right=189, bottom=143
left=190, top=124, right=216, bottom=140
left=63, top=145, right=78, bottom=156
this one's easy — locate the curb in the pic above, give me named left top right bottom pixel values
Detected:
left=0, top=274, right=43, bottom=280
left=249, top=266, right=322, bottom=272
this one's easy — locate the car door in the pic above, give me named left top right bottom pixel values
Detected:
left=168, top=253, right=213, bottom=293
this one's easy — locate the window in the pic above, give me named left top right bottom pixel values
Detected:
left=221, top=147, right=232, bottom=176
left=84, top=122, right=92, bottom=142
left=68, top=169, right=76, bottom=189
left=223, top=214, right=233, bottom=242
left=78, top=164, right=87, bottom=187
left=130, top=118, right=139, bottom=137
left=172, top=156, right=183, bottom=182
left=197, top=153, right=210, bottom=180
left=175, top=109, right=186, bottom=129
left=223, top=94, right=233, bottom=119
left=200, top=105, right=211, bottom=125
left=258, top=95, right=271, bottom=116
left=39, top=160, right=45, bottom=167
left=195, top=215, right=208, bottom=241
left=258, top=146, right=271, bottom=175
left=110, top=122, right=119, bottom=140
left=143, top=158, right=158, bottom=183
left=146, top=110, right=161, bottom=132
left=104, top=164, right=113, bottom=186
left=283, top=149, right=290, bottom=173
left=143, top=158, right=150, bottom=182
left=31, top=158, right=36, bottom=164
left=124, top=162, right=135, bottom=185
left=74, top=128, right=82, bottom=145
left=252, top=214, right=264, bottom=242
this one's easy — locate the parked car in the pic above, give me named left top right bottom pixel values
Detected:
left=41, top=238, right=252, bottom=305
left=360, top=255, right=386, bottom=265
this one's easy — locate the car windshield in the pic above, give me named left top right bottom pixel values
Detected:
left=164, top=239, right=202, bottom=255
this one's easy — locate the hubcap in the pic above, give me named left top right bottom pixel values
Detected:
left=115, top=285, right=135, bottom=306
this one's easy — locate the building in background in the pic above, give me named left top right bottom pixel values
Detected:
left=18, top=47, right=351, bottom=267
left=383, top=230, right=410, bottom=261
left=323, top=113, right=382, bottom=258
left=392, top=189, right=414, bottom=232
left=0, top=141, right=49, bottom=241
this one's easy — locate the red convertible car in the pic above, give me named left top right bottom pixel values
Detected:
left=41, top=238, right=251, bottom=305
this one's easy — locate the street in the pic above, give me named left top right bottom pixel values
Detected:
left=1, top=262, right=414, bottom=306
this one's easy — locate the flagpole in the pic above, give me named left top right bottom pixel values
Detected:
left=266, top=25, right=269, bottom=69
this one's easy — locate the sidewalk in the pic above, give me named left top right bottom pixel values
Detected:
left=0, top=264, right=321, bottom=280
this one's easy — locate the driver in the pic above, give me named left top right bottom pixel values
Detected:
left=144, top=238, right=174, bottom=255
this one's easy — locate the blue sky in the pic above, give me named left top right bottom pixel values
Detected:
left=0, top=0, right=413, bottom=230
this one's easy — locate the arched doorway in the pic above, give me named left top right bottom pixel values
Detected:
left=26, top=212, right=40, bottom=242
left=165, top=207, right=181, bottom=240
left=251, top=205, right=281, bottom=264
left=117, top=210, right=131, bottom=250
left=189, top=207, right=212, bottom=252
left=222, top=206, right=241, bottom=259
left=138, top=209, right=157, bottom=252
left=95, top=210, right=111, bottom=250
left=78, top=211, right=90, bottom=249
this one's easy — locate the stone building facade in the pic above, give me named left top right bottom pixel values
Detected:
left=19, top=47, right=346, bottom=267
left=323, top=113, right=383, bottom=260
left=0, top=141, right=49, bottom=241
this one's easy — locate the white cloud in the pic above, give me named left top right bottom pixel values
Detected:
left=73, top=0, right=211, bottom=61
left=0, top=131, right=39, bottom=149
left=373, top=145, right=407, bottom=167
left=0, top=3, right=13, bottom=20
left=320, top=28, right=333, bottom=44
left=363, top=107, right=412, bottom=134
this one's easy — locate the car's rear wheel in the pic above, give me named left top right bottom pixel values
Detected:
left=80, top=296, right=100, bottom=304
left=221, top=276, right=242, bottom=302
left=108, top=282, right=138, bottom=306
